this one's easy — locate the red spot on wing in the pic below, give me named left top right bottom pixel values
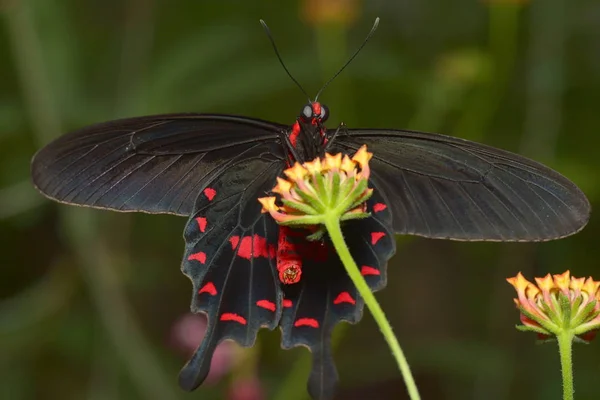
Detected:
left=195, top=217, right=207, bottom=232
left=256, top=300, right=276, bottom=312
left=361, top=266, right=380, bottom=276
left=230, top=235, right=274, bottom=260
left=198, top=282, right=217, bottom=295
left=188, top=251, right=206, bottom=264
left=371, top=232, right=386, bottom=245
left=203, top=188, right=216, bottom=201
left=294, top=318, right=319, bottom=328
left=283, top=299, right=293, bottom=308
left=373, top=203, right=387, bottom=212
left=237, top=236, right=254, bottom=259
left=220, top=313, right=247, bottom=325
left=290, top=122, right=300, bottom=147
left=333, top=291, right=356, bottom=305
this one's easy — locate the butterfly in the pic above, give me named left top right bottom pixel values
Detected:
left=30, top=19, right=590, bottom=400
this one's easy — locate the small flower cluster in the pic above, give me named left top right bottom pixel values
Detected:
left=258, top=145, right=373, bottom=234
left=507, top=271, right=600, bottom=342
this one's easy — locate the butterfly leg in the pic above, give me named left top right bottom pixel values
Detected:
left=324, top=122, right=347, bottom=152
left=280, top=130, right=302, bottom=164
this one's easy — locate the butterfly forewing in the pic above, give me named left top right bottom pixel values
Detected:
left=179, top=144, right=284, bottom=390
left=279, top=189, right=395, bottom=400
left=31, top=114, right=285, bottom=216
left=333, top=129, right=590, bottom=241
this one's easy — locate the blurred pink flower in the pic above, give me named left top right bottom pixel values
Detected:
left=228, top=376, right=265, bottom=400
left=170, top=313, right=236, bottom=384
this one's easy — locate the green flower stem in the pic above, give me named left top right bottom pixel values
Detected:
left=323, top=215, right=421, bottom=400
left=557, top=331, right=574, bottom=400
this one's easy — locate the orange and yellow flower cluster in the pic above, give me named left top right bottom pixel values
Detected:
left=507, top=271, right=600, bottom=342
left=259, top=145, right=373, bottom=228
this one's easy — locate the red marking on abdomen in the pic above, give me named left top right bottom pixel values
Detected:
left=203, top=188, right=216, bottom=201
left=188, top=251, right=206, bottom=264
left=220, top=313, right=247, bottom=325
left=198, top=282, right=217, bottom=295
left=229, top=235, right=274, bottom=260
left=283, top=299, right=292, bottom=308
left=276, top=227, right=303, bottom=284
left=294, top=318, right=319, bottom=328
left=333, top=291, right=356, bottom=305
left=373, top=203, right=387, bottom=212
left=371, top=232, right=386, bottom=245
left=256, top=300, right=276, bottom=312
left=361, top=266, right=380, bottom=276
left=195, top=217, right=207, bottom=232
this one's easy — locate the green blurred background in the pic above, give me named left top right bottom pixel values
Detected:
left=1, top=0, right=599, bottom=399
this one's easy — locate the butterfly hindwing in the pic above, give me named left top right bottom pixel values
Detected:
left=279, top=189, right=395, bottom=400
left=178, top=142, right=284, bottom=390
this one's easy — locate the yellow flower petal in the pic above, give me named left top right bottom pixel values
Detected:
left=352, top=145, right=373, bottom=169
left=284, top=162, right=308, bottom=181
left=258, top=196, right=279, bottom=213
left=554, top=270, right=571, bottom=294
left=323, top=152, right=342, bottom=171
left=304, top=158, right=322, bottom=175
left=340, top=154, right=355, bottom=173
left=507, top=272, right=533, bottom=297
left=273, top=177, right=293, bottom=195
left=583, top=277, right=600, bottom=298
left=525, top=284, right=540, bottom=302
left=535, top=274, right=554, bottom=292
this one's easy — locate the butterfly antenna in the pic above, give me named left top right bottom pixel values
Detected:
left=314, top=17, right=380, bottom=102
left=260, top=19, right=311, bottom=103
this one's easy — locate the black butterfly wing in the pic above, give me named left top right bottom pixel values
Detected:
left=332, top=129, right=590, bottom=241
left=31, top=114, right=286, bottom=216
left=178, top=140, right=285, bottom=390
left=279, top=188, right=395, bottom=400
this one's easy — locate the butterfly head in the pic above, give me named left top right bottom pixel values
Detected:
left=299, top=102, right=329, bottom=125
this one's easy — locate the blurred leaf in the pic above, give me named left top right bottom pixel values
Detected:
left=0, top=101, right=25, bottom=136
left=30, top=0, right=84, bottom=126
left=0, top=181, right=44, bottom=219
left=0, top=259, right=75, bottom=351
left=147, top=25, right=252, bottom=109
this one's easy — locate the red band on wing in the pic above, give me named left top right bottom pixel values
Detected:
left=294, top=318, right=319, bottom=328
left=198, top=282, right=217, bottom=295
left=283, top=299, right=293, bottom=308
left=187, top=251, right=206, bottom=264
left=256, top=300, right=276, bottom=312
left=333, top=291, right=356, bottom=305
left=361, top=266, right=380, bottom=276
left=371, top=232, right=386, bottom=245
left=230, top=235, right=275, bottom=260
left=203, top=188, right=216, bottom=201
left=195, top=217, right=207, bottom=232
left=220, top=313, right=247, bottom=325
left=373, top=203, right=387, bottom=212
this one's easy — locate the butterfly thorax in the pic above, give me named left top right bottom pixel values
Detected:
left=286, top=102, right=329, bottom=165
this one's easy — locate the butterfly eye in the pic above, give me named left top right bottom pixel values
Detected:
left=319, top=105, right=329, bottom=123
left=301, top=104, right=313, bottom=121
